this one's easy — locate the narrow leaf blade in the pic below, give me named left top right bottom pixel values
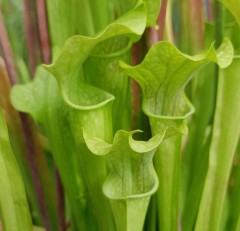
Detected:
left=0, top=108, right=32, bottom=231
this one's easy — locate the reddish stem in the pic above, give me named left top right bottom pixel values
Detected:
left=23, top=0, right=41, bottom=76
left=189, top=0, right=204, bottom=51
left=19, top=113, right=51, bottom=231
left=206, top=0, right=214, bottom=21
left=0, top=11, right=18, bottom=85
left=157, top=0, right=167, bottom=41
left=36, top=0, right=51, bottom=64
left=131, top=43, right=141, bottom=130
left=148, top=0, right=168, bottom=45
left=56, top=170, right=66, bottom=231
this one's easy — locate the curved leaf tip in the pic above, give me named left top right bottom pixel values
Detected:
left=83, top=129, right=167, bottom=156
left=214, top=38, right=234, bottom=68
left=10, top=67, right=50, bottom=123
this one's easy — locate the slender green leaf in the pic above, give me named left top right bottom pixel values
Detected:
left=195, top=58, right=240, bottom=231
left=46, top=0, right=95, bottom=48
left=182, top=128, right=212, bottom=231
left=226, top=143, right=240, bottom=231
left=180, top=23, right=216, bottom=230
left=0, top=108, right=32, bottom=231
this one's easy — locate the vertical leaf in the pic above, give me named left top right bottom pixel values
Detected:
left=0, top=108, right=32, bottom=231
left=195, top=58, right=240, bottom=231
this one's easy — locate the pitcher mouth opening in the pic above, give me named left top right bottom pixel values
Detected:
left=143, top=95, right=195, bottom=121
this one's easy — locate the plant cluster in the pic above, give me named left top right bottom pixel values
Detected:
left=0, top=0, right=240, bottom=230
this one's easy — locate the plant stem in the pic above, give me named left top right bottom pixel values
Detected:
left=19, top=113, right=51, bottom=231
left=23, top=0, right=41, bottom=76
left=212, top=0, right=223, bottom=117
left=131, top=43, right=141, bottom=130
left=155, top=135, right=182, bottom=231
left=0, top=10, right=18, bottom=85
left=189, top=0, right=204, bottom=52
left=158, top=0, right=168, bottom=40
left=56, top=170, right=66, bottom=231
left=206, top=0, right=214, bottom=21
left=227, top=147, right=240, bottom=230
left=35, top=0, right=51, bottom=64
left=214, top=1, right=224, bottom=48
left=147, top=0, right=167, bottom=46
left=165, top=0, right=174, bottom=43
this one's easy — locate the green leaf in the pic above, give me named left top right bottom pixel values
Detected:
left=181, top=64, right=216, bottom=231
left=0, top=108, right=32, bottom=231
left=227, top=142, right=240, bottom=230
left=182, top=129, right=212, bottom=231
left=46, top=0, right=95, bottom=49
left=112, top=0, right=161, bottom=26
left=219, top=0, right=240, bottom=26
left=195, top=58, right=240, bottom=231
left=83, top=129, right=165, bottom=231
left=144, top=0, right=161, bottom=26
